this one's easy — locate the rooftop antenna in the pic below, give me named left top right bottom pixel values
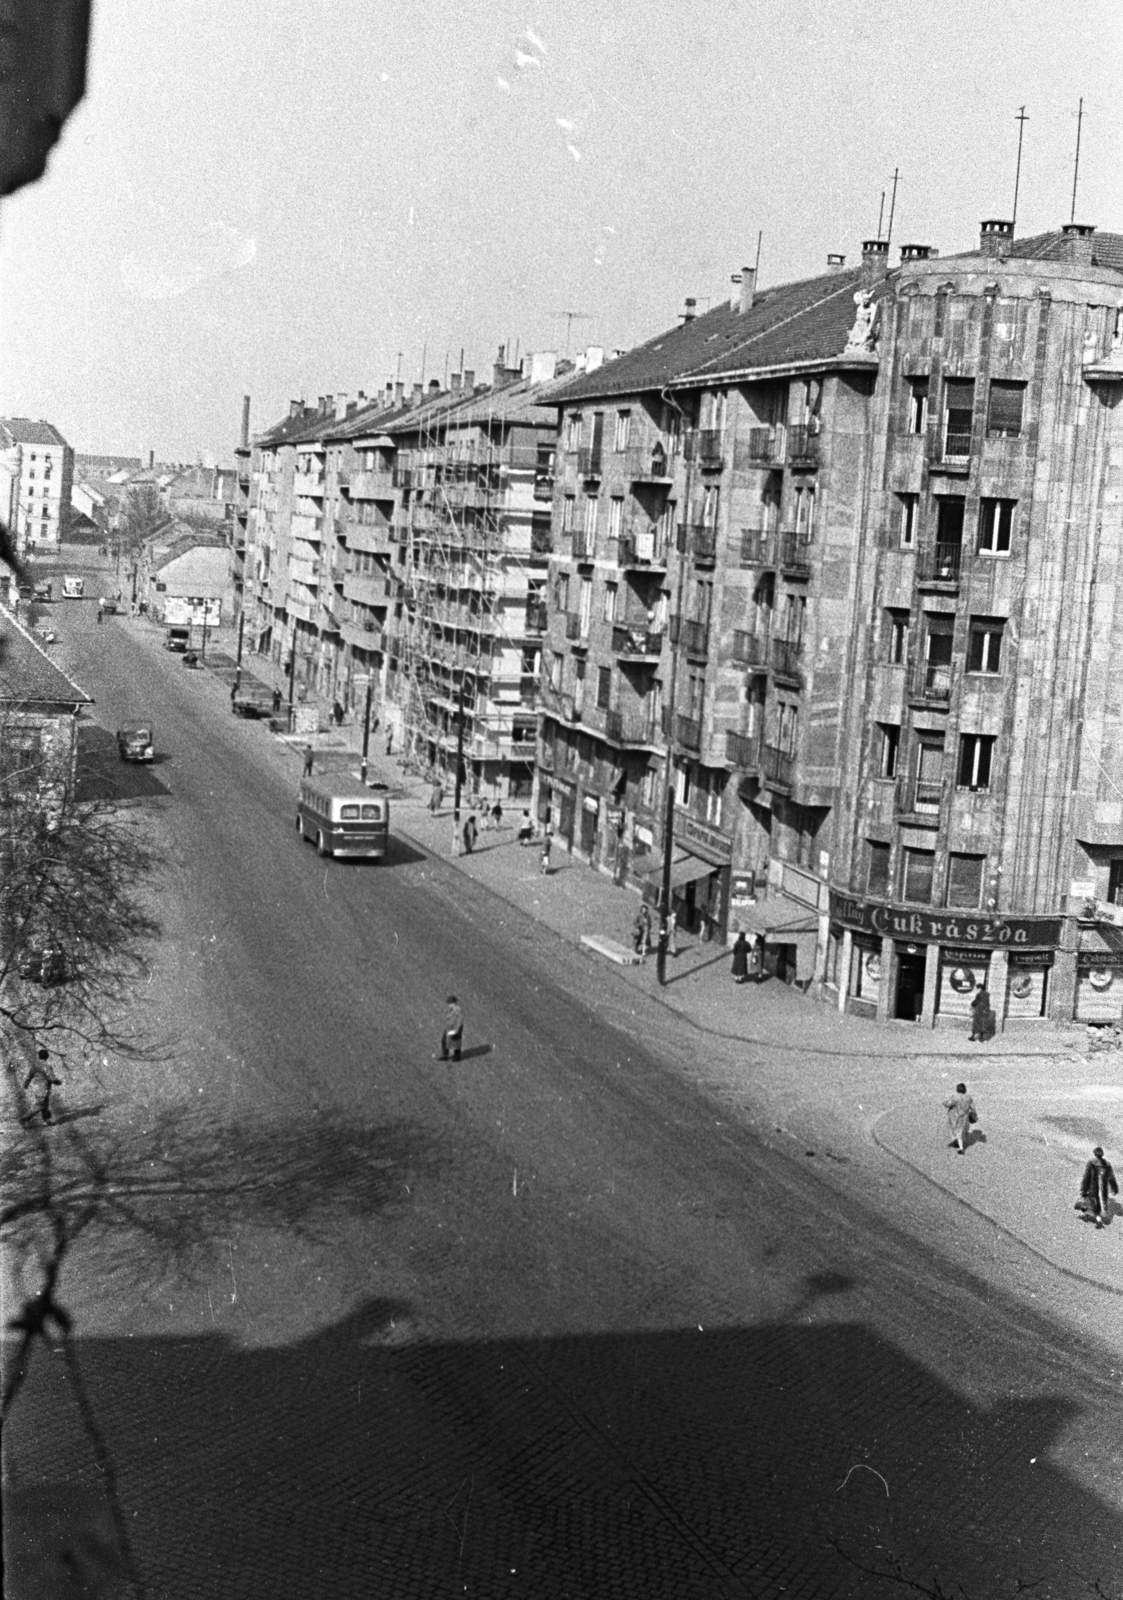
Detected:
left=876, top=190, right=886, bottom=240
left=419, top=341, right=427, bottom=385
left=1011, top=105, right=1029, bottom=233
left=885, top=167, right=901, bottom=248
left=1070, top=96, right=1084, bottom=223
left=754, top=228, right=762, bottom=282
left=395, top=351, right=404, bottom=383
left=552, top=309, right=591, bottom=356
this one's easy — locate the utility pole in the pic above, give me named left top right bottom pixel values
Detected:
left=1011, top=105, right=1029, bottom=233
left=200, top=602, right=210, bottom=665
left=359, top=677, right=374, bottom=784
left=286, top=639, right=297, bottom=733
left=452, top=672, right=466, bottom=854
left=233, top=609, right=245, bottom=696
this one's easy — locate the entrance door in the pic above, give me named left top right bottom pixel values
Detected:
left=895, top=950, right=926, bottom=1020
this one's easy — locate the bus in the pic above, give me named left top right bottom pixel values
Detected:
left=296, top=774, right=390, bottom=859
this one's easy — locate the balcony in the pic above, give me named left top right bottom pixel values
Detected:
left=293, top=471, right=326, bottom=497
left=669, top=615, right=710, bottom=657
left=611, top=624, right=664, bottom=660
left=673, top=713, right=702, bottom=750
left=533, top=472, right=555, bottom=501
left=392, top=467, right=413, bottom=490
left=731, top=629, right=768, bottom=667
left=348, top=469, right=394, bottom=500
left=577, top=447, right=603, bottom=479
left=762, top=744, right=794, bottom=791
left=685, top=429, right=725, bottom=470
left=917, top=542, right=963, bottom=586
left=626, top=444, right=674, bottom=483
left=745, top=426, right=782, bottom=464
left=290, top=512, right=323, bottom=541
left=572, top=528, right=596, bottom=562
left=726, top=730, right=761, bottom=769
left=787, top=424, right=820, bottom=467
left=678, top=522, right=718, bottom=564
left=524, top=601, right=548, bottom=634
left=909, top=662, right=953, bottom=705
left=604, top=707, right=660, bottom=745
left=565, top=612, right=586, bottom=643
left=779, top=531, right=812, bottom=577
left=618, top=530, right=667, bottom=569
left=940, top=426, right=973, bottom=463
left=770, top=637, right=803, bottom=683
left=912, top=778, right=944, bottom=809
left=342, top=570, right=390, bottom=607
left=740, top=528, right=775, bottom=566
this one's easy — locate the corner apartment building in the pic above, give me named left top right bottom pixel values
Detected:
left=0, top=418, right=74, bottom=552
left=539, top=219, right=1123, bottom=1030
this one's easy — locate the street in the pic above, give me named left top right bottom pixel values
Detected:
left=7, top=574, right=1123, bottom=1599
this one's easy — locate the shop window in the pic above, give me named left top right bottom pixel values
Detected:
left=866, top=840, right=891, bottom=897
left=987, top=380, right=1025, bottom=438
left=967, top=618, right=1004, bottom=673
left=946, top=853, right=984, bottom=908
left=902, top=847, right=935, bottom=904
left=877, top=723, right=900, bottom=779
left=958, top=734, right=994, bottom=791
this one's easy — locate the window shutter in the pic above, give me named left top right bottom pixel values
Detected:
left=988, top=382, right=1025, bottom=436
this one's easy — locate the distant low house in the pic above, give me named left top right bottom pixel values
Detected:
left=0, top=604, right=93, bottom=802
left=138, top=530, right=231, bottom=626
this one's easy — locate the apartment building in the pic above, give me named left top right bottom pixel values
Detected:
left=539, top=219, right=1123, bottom=1029
left=0, top=418, right=74, bottom=552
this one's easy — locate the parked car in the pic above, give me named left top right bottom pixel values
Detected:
left=34, top=625, right=57, bottom=645
left=32, top=580, right=53, bottom=602
left=165, top=625, right=191, bottom=652
left=116, top=725, right=155, bottom=762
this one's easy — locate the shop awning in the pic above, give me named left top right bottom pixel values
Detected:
left=735, top=898, right=819, bottom=939
left=640, top=851, right=717, bottom=889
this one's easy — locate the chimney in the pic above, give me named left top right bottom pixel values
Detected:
left=411, top=382, right=423, bottom=404
left=584, top=346, right=604, bottom=373
left=394, top=382, right=404, bottom=406
left=530, top=350, right=558, bottom=384
left=463, top=369, right=475, bottom=391
left=738, top=266, right=756, bottom=314
left=385, top=382, right=395, bottom=405
left=240, top=395, right=251, bottom=449
left=450, top=372, right=462, bottom=392
left=860, top=239, right=890, bottom=283
left=346, top=401, right=357, bottom=416
left=826, top=253, right=847, bottom=272
left=428, top=378, right=441, bottom=394
left=680, top=296, right=697, bottom=323
left=979, top=219, right=1013, bottom=257
left=1062, top=221, right=1096, bottom=264
left=334, top=392, right=348, bottom=419
left=899, top=243, right=933, bottom=262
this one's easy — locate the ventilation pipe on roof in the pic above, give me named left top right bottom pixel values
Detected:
left=530, top=350, right=558, bottom=384
left=411, top=382, right=423, bottom=405
left=394, top=382, right=404, bottom=406
left=584, top=347, right=604, bottom=373
left=428, top=378, right=441, bottom=394
left=148, top=449, right=155, bottom=468
left=979, top=219, right=1014, bottom=257
left=680, top=297, right=697, bottom=323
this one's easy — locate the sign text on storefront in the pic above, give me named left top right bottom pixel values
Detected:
left=829, top=892, right=1060, bottom=948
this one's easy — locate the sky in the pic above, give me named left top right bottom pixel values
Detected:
left=1, top=0, right=1120, bottom=463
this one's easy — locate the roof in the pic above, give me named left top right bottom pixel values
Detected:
left=255, top=405, right=330, bottom=449
left=552, top=267, right=866, bottom=402
left=442, top=367, right=578, bottom=431
left=0, top=605, right=92, bottom=707
left=0, top=417, right=71, bottom=449
left=76, top=453, right=142, bottom=473
left=149, top=531, right=226, bottom=571
left=953, top=229, right=1123, bottom=273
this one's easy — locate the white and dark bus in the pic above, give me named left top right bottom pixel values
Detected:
left=296, top=775, right=390, bottom=859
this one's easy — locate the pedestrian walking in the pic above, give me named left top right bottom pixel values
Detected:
left=747, top=934, right=765, bottom=983
left=517, top=809, right=534, bottom=846
left=385, top=728, right=394, bottom=756
left=272, top=687, right=283, bottom=716
left=1078, top=1146, right=1118, bottom=1229
left=944, top=1081, right=977, bottom=1155
left=632, top=903, right=652, bottom=960
left=731, top=930, right=749, bottom=984
left=968, top=985, right=997, bottom=1041
left=22, top=1049, right=62, bottom=1125
left=439, top=995, right=464, bottom=1062
left=462, top=814, right=478, bottom=854
left=230, top=680, right=239, bottom=708
left=667, top=906, right=678, bottom=957
left=490, top=800, right=503, bottom=832
left=540, top=829, right=553, bottom=875
left=302, top=744, right=315, bottom=777
left=96, top=599, right=104, bottom=624
left=428, top=781, right=443, bottom=815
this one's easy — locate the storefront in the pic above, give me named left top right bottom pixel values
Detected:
left=828, top=892, right=1062, bottom=1028
left=1075, top=950, right=1123, bottom=1022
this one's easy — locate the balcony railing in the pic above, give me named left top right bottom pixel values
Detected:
left=787, top=424, right=821, bottom=466
left=392, top=467, right=412, bottom=489
left=740, top=528, right=775, bottom=566
left=572, top=529, right=596, bottom=561
left=762, top=744, right=794, bottom=790
left=626, top=444, right=674, bottom=482
left=918, top=542, right=963, bottom=583
left=685, top=429, right=725, bottom=469
left=605, top=707, right=659, bottom=745
left=565, top=612, right=586, bottom=643
left=912, top=778, right=944, bottom=808
left=779, top=531, right=812, bottom=576
left=909, top=662, right=953, bottom=704
left=673, top=713, right=702, bottom=750
left=618, top=530, right=667, bottom=568
left=731, top=629, right=768, bottom=667
left=533, top=473, right=555, bottom=501
left=524, top=602, right=548, bottom=634
left=770, top=637, right=803, bottom=682
left=746, top=426, right=782, bottom=464
left=726, top=730, right=761, bottom=769
left=577, top=447, right=603, bottom=478
left=678, top=522, right=718, bottom=563
left=941, top=426, right=972, bottom=461
left=669, top=616, right=710, bottom=657
left=611, top=624, right=664, bottom=659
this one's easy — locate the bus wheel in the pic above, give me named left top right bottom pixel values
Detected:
left=317, top=831, right=328, bottom=857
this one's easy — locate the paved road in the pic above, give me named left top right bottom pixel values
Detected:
left=7, top=576, right=1123, bottom=1599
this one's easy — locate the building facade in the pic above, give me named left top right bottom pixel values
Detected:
left=0, top=418, right=75, bottom=553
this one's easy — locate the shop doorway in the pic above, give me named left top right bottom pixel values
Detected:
left=895, top=950, right=926, bottom=1020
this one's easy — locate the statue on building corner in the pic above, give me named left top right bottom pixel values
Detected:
left=845, top=290, right=879, bottom=352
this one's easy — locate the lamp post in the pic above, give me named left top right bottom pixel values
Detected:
left=233, top=609, right=245, bottom=697
left=286, top=639, right=297, bottom=732
left=360, top=678, right=374, bottom=785
left=452, top=672, right=466, bottom=854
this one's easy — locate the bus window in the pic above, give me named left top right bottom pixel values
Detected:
left=361, top=804, right=382, bottom=820
left=339, top=804, right=361, bottom=819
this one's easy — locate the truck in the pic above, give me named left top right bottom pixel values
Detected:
left=61, top=576, right=84, bottom=599
left=231, top=677, right=276, bottom=719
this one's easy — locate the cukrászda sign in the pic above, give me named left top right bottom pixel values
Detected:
left=829, top=893, right=1061, bottom=948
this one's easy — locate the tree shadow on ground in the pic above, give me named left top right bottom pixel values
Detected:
left=5, top=1279, right=1122, bottom=1600
left=74, top=723, right=172, bottom=805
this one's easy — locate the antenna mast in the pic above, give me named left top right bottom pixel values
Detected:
left=1011, top=105, right=1029, bottom=233
left=885, top=167, right=901, bottom=249
left=876, top=191, right=886, bottom=240
left=1070, top=96, right=1084, bottom=223
left=552, top=310, right=591, bottom=357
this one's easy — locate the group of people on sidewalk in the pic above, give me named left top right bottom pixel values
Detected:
left=944, top=1081, right=1119, bottom=1231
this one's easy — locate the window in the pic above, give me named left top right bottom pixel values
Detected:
left=867, top=840, right=891, bottom=898
left=613, top=411, right=631, bottom=452
left=562, top=495, right=575, bottom=532
left=987, top=381, right=1025, bottom=438
left=777, top=701, right=798, bottom=755
left=886, top=609, right=909, bottom=665
left=603, top=581, right=617, bottom=623
left=902, top=847, right=936, bottom=904
left=914, top=735, right=944, bottom=810
left=898, top=492, right=919, bottom=547
left=566, top=413, right=582, bottom=452
left=877, top=723, right=900, bottom=779
left=579, top=576, right=592, bottom=633
left=597, top=666, right=612, bottom=709
left=967, top=618, right=1004, bottom=673
left=923, top=613, right=954, bottom=693
left=782, top=592, right=805, bottom=645
left=549, top=651, right=563, bottom=692
left=907, top=379, right=929, bottom=434
left=946, top=854, right=985, bottom=908
left=943, top=379, right=974, bottom=457
left=958, top=734, right=994, bottom=791
left=608, top=497, right=623, bottom=541
left=555, top=571, right=569, bottom=612
left=794, top=485, right=816, bottom=538
left=978, top=498, right=1014, bottom=555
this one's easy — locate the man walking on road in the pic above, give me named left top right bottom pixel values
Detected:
left=944, top=1082, right=977, bottom=1155
left=22, top=1049, right=62, bottom=1125
left=429, top=781, right=443, bottom=815
left=1079, top=1146, right=1118, bottom=1229
left=439, top=996, right=464, bottom=1062
left=302, top=745, right=315, bottom=778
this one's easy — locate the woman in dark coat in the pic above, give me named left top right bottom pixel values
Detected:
left=968, top=986, right=996, bottom=1041
left=731, top=931, right=749, bottom=984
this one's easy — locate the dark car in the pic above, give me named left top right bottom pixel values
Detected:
left=165, top=625, right=191, bottom=652
left=116, top=725, right=155, bottom=762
